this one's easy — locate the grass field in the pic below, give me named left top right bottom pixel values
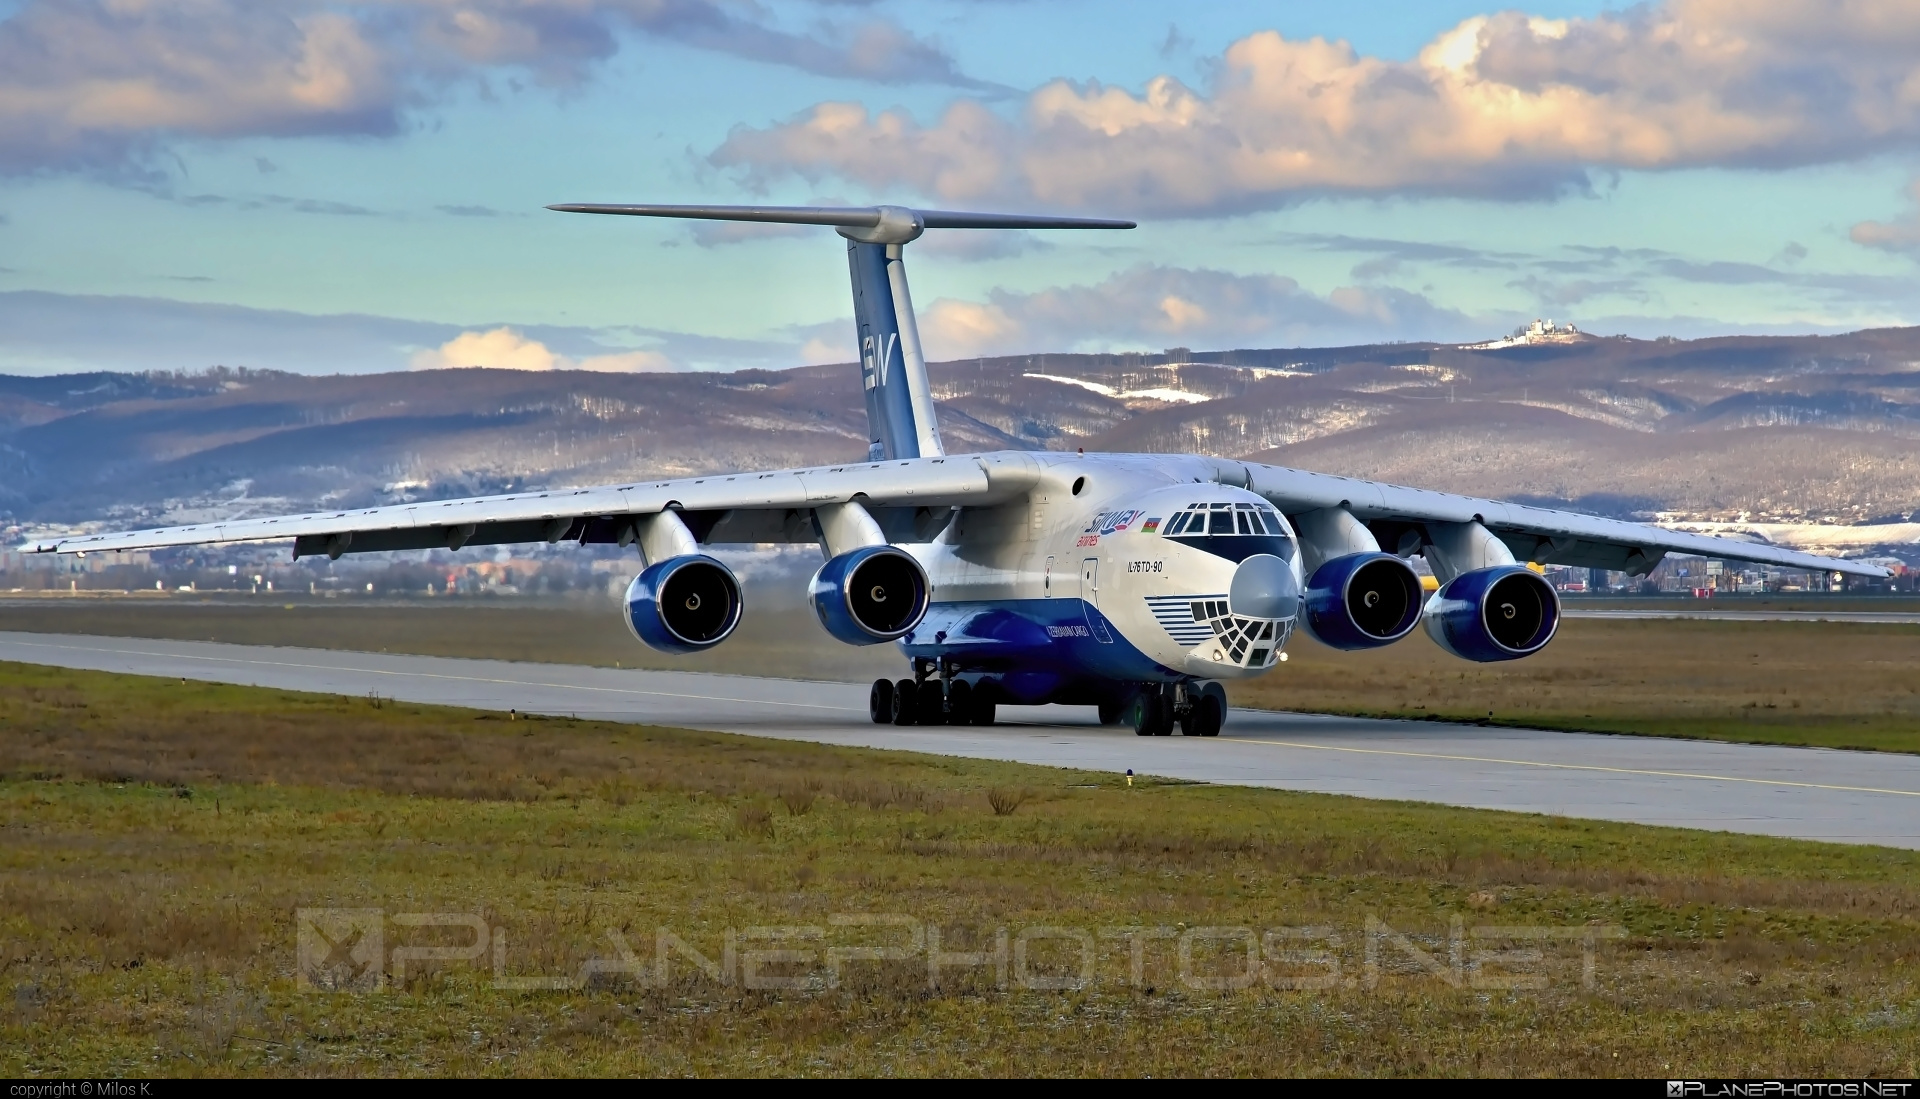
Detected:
left=2, top=659, right=1918, bottom=1076
left=5, top=595, right=1919, bottom=753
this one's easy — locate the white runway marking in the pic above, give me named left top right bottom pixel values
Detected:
left=1, top=631, right=1915, bottom=850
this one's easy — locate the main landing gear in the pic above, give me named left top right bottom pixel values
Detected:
left=869, top=674, right=997, bottom=727
left=1108, top=681, right=1227, bottom=738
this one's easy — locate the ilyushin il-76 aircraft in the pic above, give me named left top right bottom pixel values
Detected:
left=32, top=204, right=1888, bottom=736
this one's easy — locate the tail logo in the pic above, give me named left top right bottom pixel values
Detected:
left=861, top=333, right=897, bottom=392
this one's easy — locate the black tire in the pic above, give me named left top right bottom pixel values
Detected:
left=1199, top=682, right=1228, bottom=737
left=1132, top=691, right=1173, bottom=737
left=1097, top=700, right=1125, bottom=725
left=891, top=679, right=917, bottom=726
left=917, top=680, right=946, bottom=726
left=946, top=679, right=973, bottom=726
left=973, top=700, right=996, bottom=726
left=1182, top=690, right=1224, bottom=737
left=869, top=678, right=894, bottom=724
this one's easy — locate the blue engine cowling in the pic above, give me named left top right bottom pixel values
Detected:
left=624, top=554, right=743, bottom=654
left=1421, top=565, right=1560, bottom=662
left=1302, top=552, right=1423, bottom=650
left=808, top=545, right=930, bottom=646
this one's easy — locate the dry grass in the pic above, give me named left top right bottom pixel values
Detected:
left=1235, top=617, right=1920, bottom=752
left=2, top=660, right=1920, bottom=1076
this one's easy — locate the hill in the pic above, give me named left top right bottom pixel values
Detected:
left=4, top=328, right=1918, bottom=530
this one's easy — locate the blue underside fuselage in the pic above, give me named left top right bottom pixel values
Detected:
left=896, top=598, right=1175, bottom=705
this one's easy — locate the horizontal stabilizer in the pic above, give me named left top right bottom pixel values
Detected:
left=546, top=203, right=1134, bottom=231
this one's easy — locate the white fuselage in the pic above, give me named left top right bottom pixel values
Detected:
left=899, top=452, right=1304, bottom=684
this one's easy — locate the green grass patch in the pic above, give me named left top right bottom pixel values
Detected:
left=2, top=660, right=1919, bottom=1076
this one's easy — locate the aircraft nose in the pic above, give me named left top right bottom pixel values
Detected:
left=1229, top=553, right=1300, bottom=620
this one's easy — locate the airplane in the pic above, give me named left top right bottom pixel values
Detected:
left=28, top=203, right=1888, bottom=737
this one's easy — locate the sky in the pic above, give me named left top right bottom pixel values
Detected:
left=4, top=0, right=1920, bottom=375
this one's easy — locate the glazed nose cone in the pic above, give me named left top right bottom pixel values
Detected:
left=1229, top=553, right=1300, bottom=620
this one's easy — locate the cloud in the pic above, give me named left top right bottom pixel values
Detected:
left=1852, top=179, right=1920, bottom=255
left=713, top=1, right=1920, bottom=215
left=176, top=192, right=380, bottom=216
left=688, top=220, right=813, bottom=247
left=0, top=2, right=399, bottom=180
left=1506, top=274, right=1648, bottom=308
left=914, top=265, right=1484, bottom=358
left=0, top=1, right=981, bottom=178
left=0, top=290, right=803, bottom=375
left=410, top=326, right=675, bottom=372
left=913, top=230, right=1051, bottom=261
left=437, top=203, right=508, bottom=218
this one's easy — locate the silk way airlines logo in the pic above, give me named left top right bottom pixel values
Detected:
left=1084, top=509, right=1145, bottom=536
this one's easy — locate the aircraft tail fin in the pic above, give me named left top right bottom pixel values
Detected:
left=547, top=203, right=1134, bottom=460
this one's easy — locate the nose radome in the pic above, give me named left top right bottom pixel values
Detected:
left=1229, top=553, right=1300, bottom=620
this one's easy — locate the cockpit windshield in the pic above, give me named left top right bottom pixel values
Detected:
left=1162, top=502, right=1295, bottom=563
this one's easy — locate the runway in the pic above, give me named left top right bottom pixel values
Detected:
left=1565, top=609, right=1920, bottom=624
left=1, top=630, right=1916, bottom=850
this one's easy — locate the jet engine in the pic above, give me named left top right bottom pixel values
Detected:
left=1421, top=565, right=1560, bottom=662
left=1302, top=552, right=1424, bottom=650
left=624, top=554, right=743, bottom=653
left=808, top=545, right=930, bottom=645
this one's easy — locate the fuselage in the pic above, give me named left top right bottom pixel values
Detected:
left=896, top=452, right=1303, bottom=705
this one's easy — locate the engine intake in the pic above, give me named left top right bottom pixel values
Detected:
left=1421, top=565, right=1559, bottom=662
left=1302, top=552, right=1423, bottom=650
left=624, top=554, right=743, bottom=653
left=809, top=545, right=929, bottom=645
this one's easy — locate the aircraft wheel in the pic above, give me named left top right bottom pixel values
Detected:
left=1181, top=685, right=1225, bottom=738
left=1199, top=682, right=1228, bottom=737
left=891, top=679, right=917, bottom=726
left=869, top=678, right=894, bottom=724
left=946, top=679, right=974, bottom=725
left=917, top=680, right=947, bottom=726
left=973, top=700, right=996, bottom=726
left=1132, top=691, right=1173, bottom=737
left=1098, top=700, right=1125, bottom=725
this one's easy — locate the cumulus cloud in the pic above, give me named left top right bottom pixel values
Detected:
left=713, top=1, right=1920, bottom=214
left=1851, top=179, right=1920, bottom=255
left=411, top=325, right=675, bottom=371
left=0, top=0, right=979, bottom=178
left=0, top=2, right=398, bottom=178
left=914, top=265, right=1483, bottom=359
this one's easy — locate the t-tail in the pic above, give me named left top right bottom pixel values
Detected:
left=546, top=202, right=1133, bottom=460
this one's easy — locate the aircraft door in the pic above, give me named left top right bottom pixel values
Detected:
left=1081, top=558, right=1113, bottom=643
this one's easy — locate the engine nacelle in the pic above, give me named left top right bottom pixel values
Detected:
left=1421, top=565, right=1560, bottom=662
left=1302, top=552, right=1423, bottom=650
left=808, top=545, right=929, bottom=646
left=624, top=554, right=743, bottom=654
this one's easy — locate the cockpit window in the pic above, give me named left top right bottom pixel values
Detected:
left=1162, top=503, right=1295, bottom=563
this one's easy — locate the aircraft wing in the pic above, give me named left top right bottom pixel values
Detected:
left=1238, top=461, right=1891, bottom=579
left=27, top=449, right=1887, bottom=579
left=28, top=453, right=1043, bottom=559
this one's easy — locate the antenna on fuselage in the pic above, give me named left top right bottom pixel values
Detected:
left=546, top=203, right=1134, bottom=461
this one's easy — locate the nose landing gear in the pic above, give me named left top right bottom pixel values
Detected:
left=1128, top=681, right=1226, bottom=737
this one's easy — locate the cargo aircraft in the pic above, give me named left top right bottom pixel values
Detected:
left=30, top=204, right=1887, bottom=736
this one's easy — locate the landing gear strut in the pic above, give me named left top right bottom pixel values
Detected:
left=1124, top=681, right=1225, bottom=737
left=1179, top=681, right=1227, bottom=737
